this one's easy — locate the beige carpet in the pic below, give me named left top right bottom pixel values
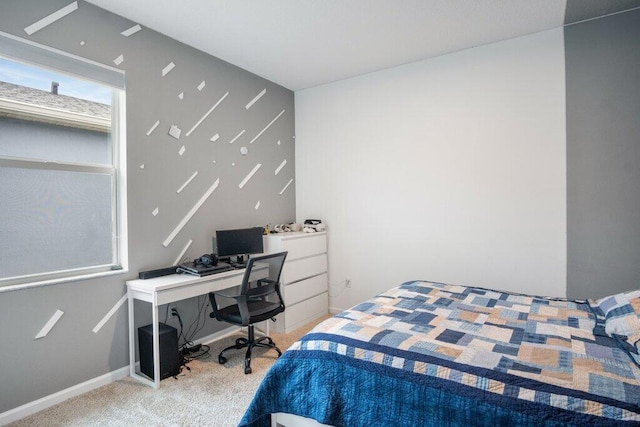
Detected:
left=11, top=316, right=330, bottom=427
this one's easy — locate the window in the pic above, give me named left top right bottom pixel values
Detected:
left=0, top=32, right=126, bottom=289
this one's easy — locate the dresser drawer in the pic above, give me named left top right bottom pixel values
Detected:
left=284, top=273, right=328, bottom=305
left=282, top=254, right=327, bottom=284
left=265, top=232, right=326, bottom=261
left=279, top=292, right=328, bottom=333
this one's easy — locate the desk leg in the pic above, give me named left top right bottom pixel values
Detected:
left=128, top=290, right=136, bottom=379
left=128, top=295, right=159, bottom=388
left=152, top=298, right=160, bottom=389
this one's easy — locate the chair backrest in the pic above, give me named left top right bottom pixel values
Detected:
left=240, top=251, right=288, bottom=297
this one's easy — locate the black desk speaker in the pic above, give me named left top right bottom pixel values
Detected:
left=138, top=323, right=180, bottom=380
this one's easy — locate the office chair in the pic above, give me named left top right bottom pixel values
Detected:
left=209, top=251, right=287, bottom=374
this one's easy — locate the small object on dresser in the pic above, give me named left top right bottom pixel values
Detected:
left=303, top=219, right=326, bottom=232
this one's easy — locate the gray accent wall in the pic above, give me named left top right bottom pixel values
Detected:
left=565, top=8, right=640, bottom=299
left=564, top=0, right=640, bottom=25
left=0, top=0, right=294, bottom=414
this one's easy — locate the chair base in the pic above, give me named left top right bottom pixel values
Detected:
left=218, top=325, right=282, bottom=374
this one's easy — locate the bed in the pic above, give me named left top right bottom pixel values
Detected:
left=240, top=280, right=640, bottom=426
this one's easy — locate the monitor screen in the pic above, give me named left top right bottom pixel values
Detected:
left=215, top=227, right=264, bottom=258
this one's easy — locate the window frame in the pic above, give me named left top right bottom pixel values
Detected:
left=0, top=32, right=127, bottom=291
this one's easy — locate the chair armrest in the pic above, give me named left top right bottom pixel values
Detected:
left=214, top=291, right=240, bottom=299
left=213, top=285, right=242, bottom=299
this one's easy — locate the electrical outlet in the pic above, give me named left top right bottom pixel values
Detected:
left=345, top=279, right=351, bottom=288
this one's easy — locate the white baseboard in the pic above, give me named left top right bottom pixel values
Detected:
left=0, top=365, right=129, bottom=426
left=0, top=325, right=240, bottom=426
left=329, top=306, right=344, bottom=314
left=196, top=325, right=242, bottom=346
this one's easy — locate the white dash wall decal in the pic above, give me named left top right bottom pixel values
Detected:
left=178, top=145, right=186, bottom=156
left=245, top=88, right=266, bottom=109
left=113, top=54, right=124, bottom=66
left=146, top=120, right=160, bottom=136
left=177, top=171, right=198, bottom=193
left=275, top=159, right=287, bottom=175
left=169, top=125, right=181, bottom=139
left=210, top=134, right=220, bottom=142
left=255, top=201, right=261, bottom=210
left=24, top=1, right=78, bottom=35
left=185, top=92, right=229, bottom=137
left=163, top=178, right=220, bottom=247
left=249, top=109, right=285, bottom=144
left=197, top=81, right=206, bottom=91
left=35, top=310, right=64, bottom=339
left=174, top=239, right=193, bottom=265
left=152, top=207, right=159, bottom=216
left=228, top=129, right=245, bottom=144
left=279, top=179, right=293, bottom=195
left=239, top=164, right=262, bottom=189
left=92, top=294, right=127, bottom=334
left=162, top=62, right=175, bottom=77
left=120, top=24, right=142, bottom=37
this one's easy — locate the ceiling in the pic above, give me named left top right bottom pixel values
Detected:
left=85, top=0, right=640, bottom=91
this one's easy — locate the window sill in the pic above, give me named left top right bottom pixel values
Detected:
left=0, top=268, right=129, bottom=294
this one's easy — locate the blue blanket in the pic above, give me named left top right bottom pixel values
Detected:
left=240, top=281, right=640, bottom=426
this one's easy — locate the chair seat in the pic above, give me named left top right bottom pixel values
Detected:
left=218, top=299, right=283, bottom=325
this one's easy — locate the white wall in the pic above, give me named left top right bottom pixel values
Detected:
left=295, top=28, right=566, bottom=312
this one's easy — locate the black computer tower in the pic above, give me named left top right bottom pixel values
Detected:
left=138, top=323, right=180, bottom=380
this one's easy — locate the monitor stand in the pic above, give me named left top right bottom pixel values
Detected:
left=231, top=255, right=247, bottom=269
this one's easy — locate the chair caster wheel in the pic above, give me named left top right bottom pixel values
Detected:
left=244, top=359, right=252, bottom=374
left=219, top=355, right=227, bottom=365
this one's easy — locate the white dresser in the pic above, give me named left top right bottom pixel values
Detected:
left=263, top=231, right=328, bottom=333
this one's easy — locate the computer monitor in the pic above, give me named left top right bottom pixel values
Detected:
left=215, top=227, right=264, bottom=263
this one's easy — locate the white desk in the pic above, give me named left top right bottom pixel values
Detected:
left=126, top=266, right=266, bottom=388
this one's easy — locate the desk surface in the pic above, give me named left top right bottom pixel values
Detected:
left=126, top=268, right=245, bottom=293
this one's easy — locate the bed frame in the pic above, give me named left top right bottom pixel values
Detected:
left=272, top=413, right=330, bottom=427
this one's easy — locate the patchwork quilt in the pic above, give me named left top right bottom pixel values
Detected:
left=240, top=281, right=640, bottom=426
